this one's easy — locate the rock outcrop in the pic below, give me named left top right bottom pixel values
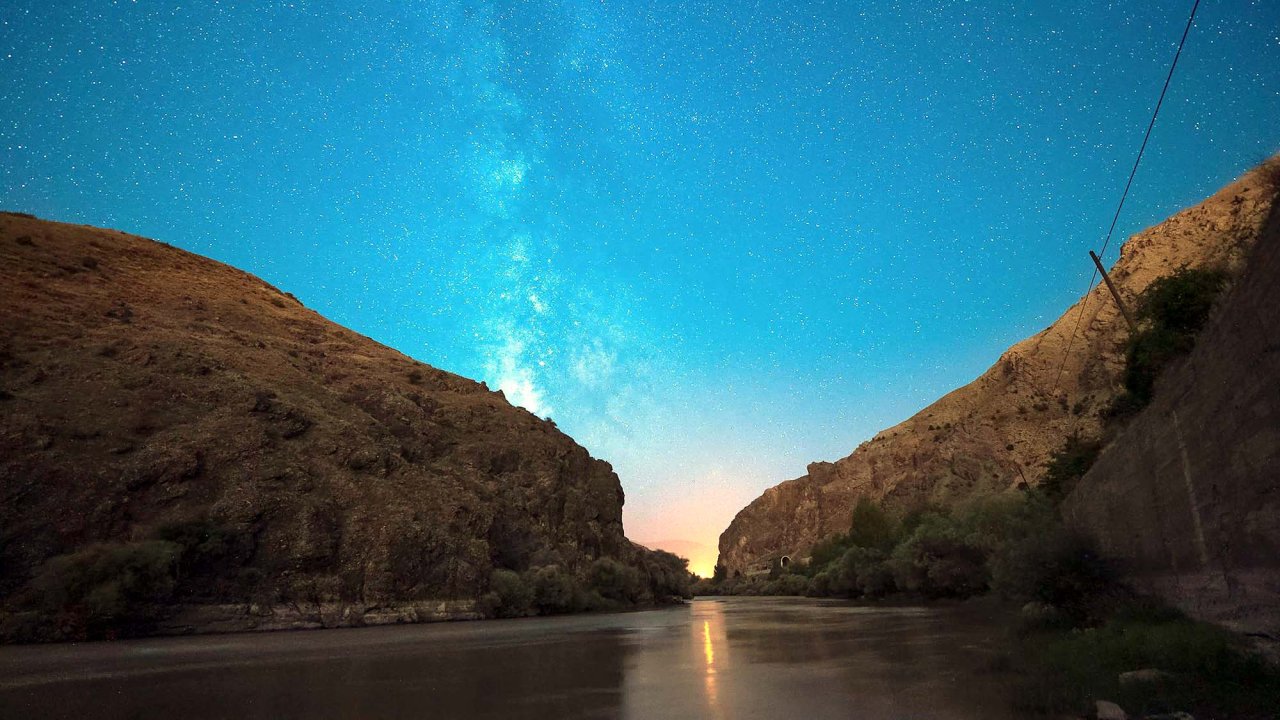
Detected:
left=0, top=214, right=639, bottom=634
left=1062, top=187, right=1280, bottom=639
left=719, top=159, right=1279, bottom=575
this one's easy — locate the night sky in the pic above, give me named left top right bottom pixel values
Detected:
left=3, top=0, right=1278, bottom=575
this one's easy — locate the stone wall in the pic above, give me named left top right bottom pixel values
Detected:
left=1062, top=196, right=1280, bottom=638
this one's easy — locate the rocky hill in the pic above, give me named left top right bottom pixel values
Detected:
left=1062, top=188, right=1280, bottom=639
left=0, top=214, right=675, bottom=639
left=719, top=159, right=1280, bottom=575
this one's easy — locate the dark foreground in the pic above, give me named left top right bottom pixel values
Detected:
left=0, top=597, right=1019, bottom=719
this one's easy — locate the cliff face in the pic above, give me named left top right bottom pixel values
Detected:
left=0, top=214, right=630, bottom=627
left=719, top=160, right=1279, bottom=575
left=1061, top=191, right=1280, bottom=639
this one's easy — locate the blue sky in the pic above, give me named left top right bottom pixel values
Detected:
left=3, top=0, right=1278, bottom=574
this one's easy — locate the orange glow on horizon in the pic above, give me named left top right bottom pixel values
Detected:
left=629, top=473, right=758, bottom=579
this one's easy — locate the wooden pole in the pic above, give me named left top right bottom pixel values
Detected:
left=1089, top=250, right=1138, bottom=332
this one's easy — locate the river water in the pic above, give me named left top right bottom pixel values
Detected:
left=0, top=597, right=1020, bottom=719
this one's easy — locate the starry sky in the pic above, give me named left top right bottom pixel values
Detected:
left=3, top=0, right=1278, bottom=576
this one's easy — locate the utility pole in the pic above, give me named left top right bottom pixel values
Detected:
left=1089, top=250, right=1138, bottom=332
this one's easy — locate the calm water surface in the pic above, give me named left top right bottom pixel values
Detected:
left=0, top=597, right=1019, bottom=719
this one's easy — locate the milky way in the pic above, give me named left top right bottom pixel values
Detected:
left=3, top=0, right=1278, bottom=574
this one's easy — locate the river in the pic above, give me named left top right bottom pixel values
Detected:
left=0, top=597, right=1020, bottom=719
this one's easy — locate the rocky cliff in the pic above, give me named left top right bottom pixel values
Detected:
left=1061, top=186, right=1280, bottom=639
left=719, top=159, right=1279, bottom=575
left=0, top=214, right=642, bottom=635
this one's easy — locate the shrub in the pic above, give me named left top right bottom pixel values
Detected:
left=481, top=568, right=534, bottom=618
left=766, top=572, right=809, bottom=596
left=889, top=515, right=988, bottom=598
left=1014, top=607, right=1280, bottom=718
left=806, top=568, right=837, bottom=597
left=806, top=533, right=853, bottom=575
left=32, top=541, right=182, bottom=635
left=990, top=524, right=1109, bottom=618
left=587, top=558, right=643, bottom=603
left=153, top=519, right=254, bottom=597
left=1121, top=267, right=1228, bottom=405
left=1040, top=434, right=1102, bottom=503
left=1136, top=267, right=1228, bottom=335
left=711, top=563, right=727, bottom=583
left=690, top=576, right=719, bottom=596
left=847, top=498, right=897, bottom=551
left=528, top=565, right=576, bottom=614
left=838, top=546, right=894, bottom=597
left=1123, top=326, right=1193, bottom=403
left=639, top=549, right=694, bottom=600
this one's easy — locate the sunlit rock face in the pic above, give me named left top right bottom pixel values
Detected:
left=718, top=159, right=1279, bottom=576
left=0, top=214, right=627, bottom=611
left=1062, top=190, right=1280, bottom=638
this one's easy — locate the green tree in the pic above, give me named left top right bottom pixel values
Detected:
left=1041, top=434, right=1102, bottom=503
left=848, top=498, right=897, bottom=551
left=480, top=568, right=534, bottom=618
left=528, top=565, right=576, bottom=614
left=587, top=557, right=644, bottom=603
left=1122, top=267, right=1228, bottom=405
left=889, top=515, right=988, bottom=598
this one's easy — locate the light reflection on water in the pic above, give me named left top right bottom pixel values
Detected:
left=0, top=597, right=1019, bottom=719
left=701, top=608, right=725, bottom=719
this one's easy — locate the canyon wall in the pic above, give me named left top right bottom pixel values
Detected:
left=1062, top=195, right=1280, bottom=638
left=0, top=213, right=647, bottom=636
left=719, top=160, right=1279, bottom=575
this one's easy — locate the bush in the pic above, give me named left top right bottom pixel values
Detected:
left=889, top=515, right=988, bottom=598
left=153, top=519, right=254, bottom=598
left=638, top=549, right=694, bottom=600
left=1136, top=267, right=1229, bottom=335
left=806, top=533, right=853, bottom=575
left=1014, top=606, right=1280, bottom=718
left=800, top=499, right=898, bottom=580
left=31, top=541, right=182, bottom=636
left=764, top=572, right=809, bottom=596
left=1120, top=267, right=1228, bottom=406
left=528, top=565, right=576, bottom=614
left=1040, top=434, right=1102, bottom=503
left=711, top=563, right=727, bottom=583
left=847, top=498, right=897, bottom=551
left=806, top=568, right=837, bottom=597
left=836, top=546, right=894, bottom=598
left=587, top=557, right=644, bottom=603
left=990, top=524, right=1109, bottom=619
left=481, top=568, right=534, bottom=618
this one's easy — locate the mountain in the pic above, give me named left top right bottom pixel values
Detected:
left=0, top=213, right=673, bottom=639
left=718, top=159, right=1280, bottom=575
left=1060, top=184, right=1280, bottom=638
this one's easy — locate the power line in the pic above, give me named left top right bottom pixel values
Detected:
left=1049, top=0, right=1202, bottom=395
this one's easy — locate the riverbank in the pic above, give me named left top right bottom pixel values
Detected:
left=1000, top=594, right=1280, bottom=719
left=1, top=593, right=697, bottom=645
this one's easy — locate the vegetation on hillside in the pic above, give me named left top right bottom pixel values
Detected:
left=693, top=263, right=1277, bottom=715
left=699, top=484, right=1279, bottom=717
left=699, top=492, right=1103, bottom=607
left=1, top=517, right=694, bottom=641
left=1105, top=265, right=1228, bottom=421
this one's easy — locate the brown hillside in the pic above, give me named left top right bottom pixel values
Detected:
left=0, top=214, right=640, bottom=635
left=719, top=159, right=1279, bottom=575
